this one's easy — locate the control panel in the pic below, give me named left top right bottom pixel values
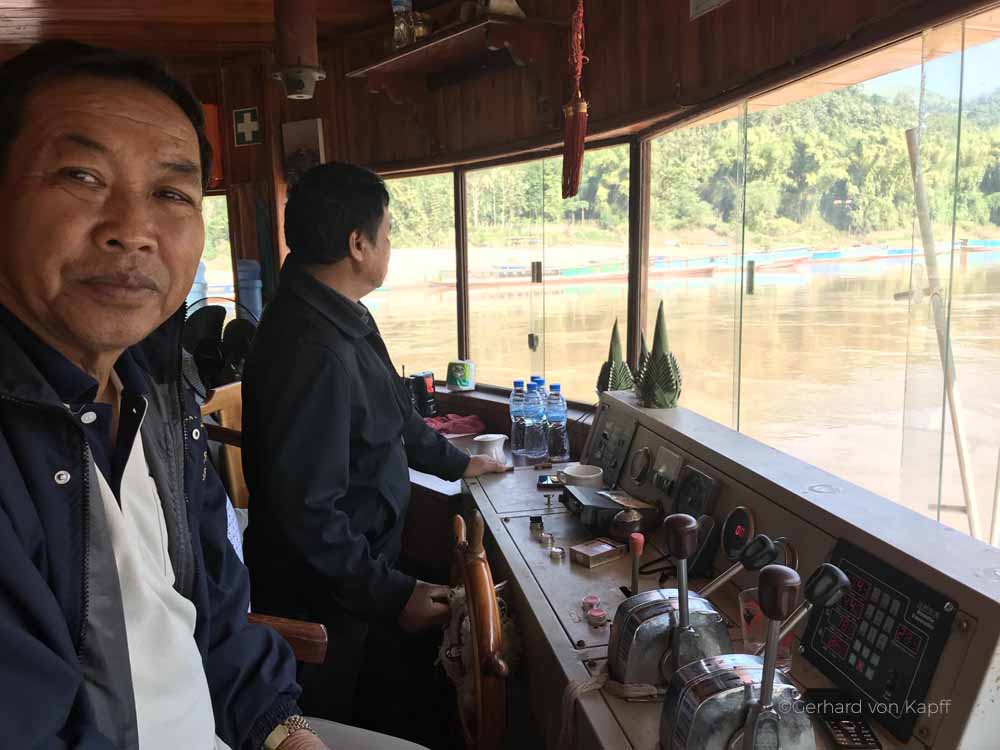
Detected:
left=803, top=540, right=958, bottom=741
left=583, top=403, right=637, bottom=488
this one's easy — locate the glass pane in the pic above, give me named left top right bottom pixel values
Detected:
left=541, top=144, right=630, bottom=406
left=373, top=173, right=458, bottom=380
left=648, top=105, right=746, bottom=427
left=200, top=194, right=234, bottom=298
left=933, top=11, right=1000, bottom=545
left=741, top=37, right=928, bottom=505
left=467, top=161, right=546, bottom=391
left=900, top=24, right=966, bottom=534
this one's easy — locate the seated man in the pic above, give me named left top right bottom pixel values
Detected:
left=0, top=41, right=423, bottom=750
left=241, top=163, right=505, bottom=735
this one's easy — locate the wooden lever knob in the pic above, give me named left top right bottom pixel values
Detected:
left=758, top=564, right=801, bottom=621
left=664, top=513, right=699, bottom=560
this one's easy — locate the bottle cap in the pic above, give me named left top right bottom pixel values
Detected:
left=526, top=382, right=538, bottom=392
left=530, top=375, right=542, bottom=382
left=586, top=608, right=607, bottom=627
left=581, top=595, right=601, bottom=612
left=550, top=546, right=565, bottom=560
left=513, top=379, right=524, bottom=388
left=550, top=383, right=561, bottom=392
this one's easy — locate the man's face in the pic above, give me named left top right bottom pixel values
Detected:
left=365, top=208, right=392, bottom=290
left=0, top=76, right=205, bottom=361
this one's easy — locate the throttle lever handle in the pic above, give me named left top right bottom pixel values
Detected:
left=754, top=563, right=851, bottom=657
left=698, top=534, right=777, bottom=598
left=805, top=563, right=850, bottom=608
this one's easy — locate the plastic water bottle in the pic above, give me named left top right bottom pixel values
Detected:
left=546, top=384, right=570, bottom=462
left=509, top=380, right=526, bottom=457
left=522, top=382, right=548, bottom=461
left=531, top=375, right=548, bottom=401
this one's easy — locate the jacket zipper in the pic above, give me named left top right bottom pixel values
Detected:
left=0, top=393, right=92, bottom=659
left=175, top=302, right=200, bottom=599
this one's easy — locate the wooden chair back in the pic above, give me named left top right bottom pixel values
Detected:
left=199, top=382, right=248, bottom=508
left=452, top=510, right=508, bottom=750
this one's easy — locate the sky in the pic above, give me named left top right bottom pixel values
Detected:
left=860, top=39, right=1000, bottom=103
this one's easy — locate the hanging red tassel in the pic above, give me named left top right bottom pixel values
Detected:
left=562, top=0, right=588, bottom=199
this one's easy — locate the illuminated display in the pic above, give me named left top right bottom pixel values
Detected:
left=840, top=594, right=864, bottom=617
left=895, top=624, right=923, bottom=655
left=722, top=507, right=755, bottom=560
left=831, top=611, right=858, bottom=640
left=823, top=632, right=849, bottom=659
left=851, top=576, right=872, bottom=598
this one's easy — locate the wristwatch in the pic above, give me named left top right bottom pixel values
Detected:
left=263, top=715, right=316, bottom=749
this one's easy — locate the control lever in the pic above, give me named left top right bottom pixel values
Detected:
left=699, top=534, right=778, bottom=599
left=753, top=563, right=850, bottom=657
left=629, top=532, right=644, bottom=596
left=664, top=513, right=701, bottom=673
left=742, top=565, right=801, bottom=750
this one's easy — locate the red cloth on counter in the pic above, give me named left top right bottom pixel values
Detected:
left=423, top=413, right=486, bottom=436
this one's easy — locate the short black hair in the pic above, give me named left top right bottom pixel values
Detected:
left=284, top=162, right=390, bottom=264
left=0, top=40, right=212, bottom=190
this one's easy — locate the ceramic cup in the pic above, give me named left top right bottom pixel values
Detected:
left=473, top=433, right=507, bottom=463
left=557, top=463, right=604, bottom=488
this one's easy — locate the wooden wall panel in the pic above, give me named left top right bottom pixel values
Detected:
left=302, top=0, right=996, bottom=172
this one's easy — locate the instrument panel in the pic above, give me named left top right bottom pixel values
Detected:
left=576, top=391, right=1000, bottom=749
left=803, top=540, right=958, bottom=741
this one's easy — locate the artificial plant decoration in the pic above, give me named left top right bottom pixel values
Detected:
left=633, top=332, right=650, bottom=387
left=596, top=319, right=634, bottom=393
left=636, top=301, right=682, bottom=409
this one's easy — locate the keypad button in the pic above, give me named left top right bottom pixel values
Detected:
left=868, top=629, right=878, bottom=644
left=871, top=586, right=881, bottom=602
left=853, top=639, right=863, bottom=652
left=877, top=634, right=888, bottom=650
left=862, top=646, right=871, bottom=659
left=859, top=621, right=869, bottom=635
left=865, top=604, right=876, bottom=619
left=874, top=610, right=885, bottom=626
left=848, top=653, right=857, bottom=667
left=883, top=616, right=895, bottom=633
left=880, top=592, right=891, bottom=609
left=865, top=667, right=875, bottom=680
left=890, top=599, right=901, bottom=617
left=871, top=653, right=881, bottom=667
left=856, top=660, right=866, bottom=672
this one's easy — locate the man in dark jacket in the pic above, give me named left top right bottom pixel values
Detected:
left=0, top=42, right=425, bottom=750
left=242, top=163, right=505, bottom=730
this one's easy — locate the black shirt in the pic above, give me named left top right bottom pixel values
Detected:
left=0, top=303, right=147, bottom=499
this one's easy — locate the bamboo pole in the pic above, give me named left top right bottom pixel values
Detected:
left=990, top=449, right=1000, bottom=547
left=905, top=127, right=981, bottom=541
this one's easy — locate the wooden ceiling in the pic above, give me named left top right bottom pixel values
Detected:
left=0, top=0, right=449, bottom=60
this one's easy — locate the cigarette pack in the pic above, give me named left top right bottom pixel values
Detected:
left=570, top=537, right=626, bottom=568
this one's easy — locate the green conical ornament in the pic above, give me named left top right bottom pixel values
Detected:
left=633, top=332, right=651, bottom=392
left=596, top=319, right=635, bottom=393
left=637, top=301, right=682, bottom=408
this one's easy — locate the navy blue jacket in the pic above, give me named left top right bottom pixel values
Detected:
left=0, top=308, right=301, bottom=749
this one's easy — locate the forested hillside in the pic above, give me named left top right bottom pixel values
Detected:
left=386, top=85, right=1000, bottom=250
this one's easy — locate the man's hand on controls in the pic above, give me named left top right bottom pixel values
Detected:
left=278, top=730, right=330, bottom=750
left=398, top=580, right=451, bottom=633
left=463, top=455, right=507, bottom=477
